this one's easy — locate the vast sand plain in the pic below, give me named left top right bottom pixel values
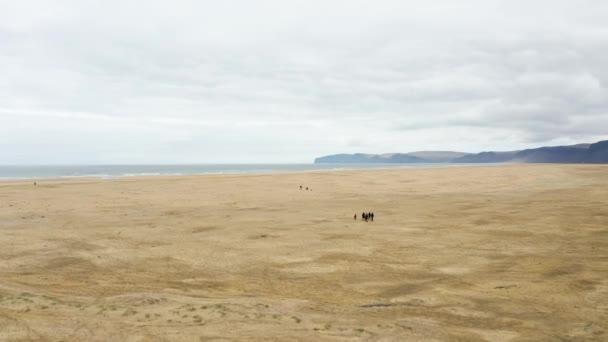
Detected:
left=0, top=164, right=607, bottom=341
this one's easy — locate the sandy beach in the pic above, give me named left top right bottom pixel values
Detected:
left=0, top=164, right=607, bottom=341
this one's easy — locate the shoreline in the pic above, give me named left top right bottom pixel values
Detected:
left=3, top=162, right=606, bottom=183
left=0, top=162, right=507, bottom=182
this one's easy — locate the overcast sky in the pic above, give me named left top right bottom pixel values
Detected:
left=1, top=0, right=608, bottom=164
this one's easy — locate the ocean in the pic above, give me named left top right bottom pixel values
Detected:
left=0, top=163, right=475, bottom=179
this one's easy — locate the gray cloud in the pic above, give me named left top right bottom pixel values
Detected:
left=1, top=0, right=608, bottom=163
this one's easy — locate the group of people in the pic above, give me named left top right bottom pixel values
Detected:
left=299, top=185, right=312, bottom=191
left=355, top=212, right=374, bottom=221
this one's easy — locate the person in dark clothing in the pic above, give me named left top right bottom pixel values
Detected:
left=300, top=185, right=302, bottom=190
left=371, top=212, right=374, bottom=221
left=354, top=213, right=357, bottom=220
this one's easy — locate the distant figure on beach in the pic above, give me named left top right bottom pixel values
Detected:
left=354, top=213, right=357, bottom=220
left=300, top=185, right=302, bottom=190
left=306, top=187, right=309, bottom=191
left=34, top=182, right=37, bottom=186
left=357, top=212, right=375, bottom=222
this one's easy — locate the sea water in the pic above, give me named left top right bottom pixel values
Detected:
left=0, top=163, right=478, bottom=179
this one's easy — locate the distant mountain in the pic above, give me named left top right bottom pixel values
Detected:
left=406, top=151, right=470, bottom=162
left=453, top=151, right=519, bottom=163
left=315, top=140, right=608, bottom=164
left=586, top=140, right=608, bottom=163
left=314, top=151, right=469, bottom=163
left=453, top=141, right=607, bottom=163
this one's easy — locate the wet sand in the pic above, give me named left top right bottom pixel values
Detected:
left=0, top=164, right=607, bottom=341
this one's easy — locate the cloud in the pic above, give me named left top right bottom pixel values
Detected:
left=1, top=0, right=608, bottom=163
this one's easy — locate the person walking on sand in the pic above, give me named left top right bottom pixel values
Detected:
left=354, top=213, right=357, bottom=220
left=300, top=185, right=302, bottom=190
left=371, top=212, right=374, bottom=221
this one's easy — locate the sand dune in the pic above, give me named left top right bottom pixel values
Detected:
left=0, top=165, right=607, bottom=341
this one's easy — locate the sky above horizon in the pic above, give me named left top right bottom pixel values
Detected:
left=2, top=0, right=608, bottom=164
